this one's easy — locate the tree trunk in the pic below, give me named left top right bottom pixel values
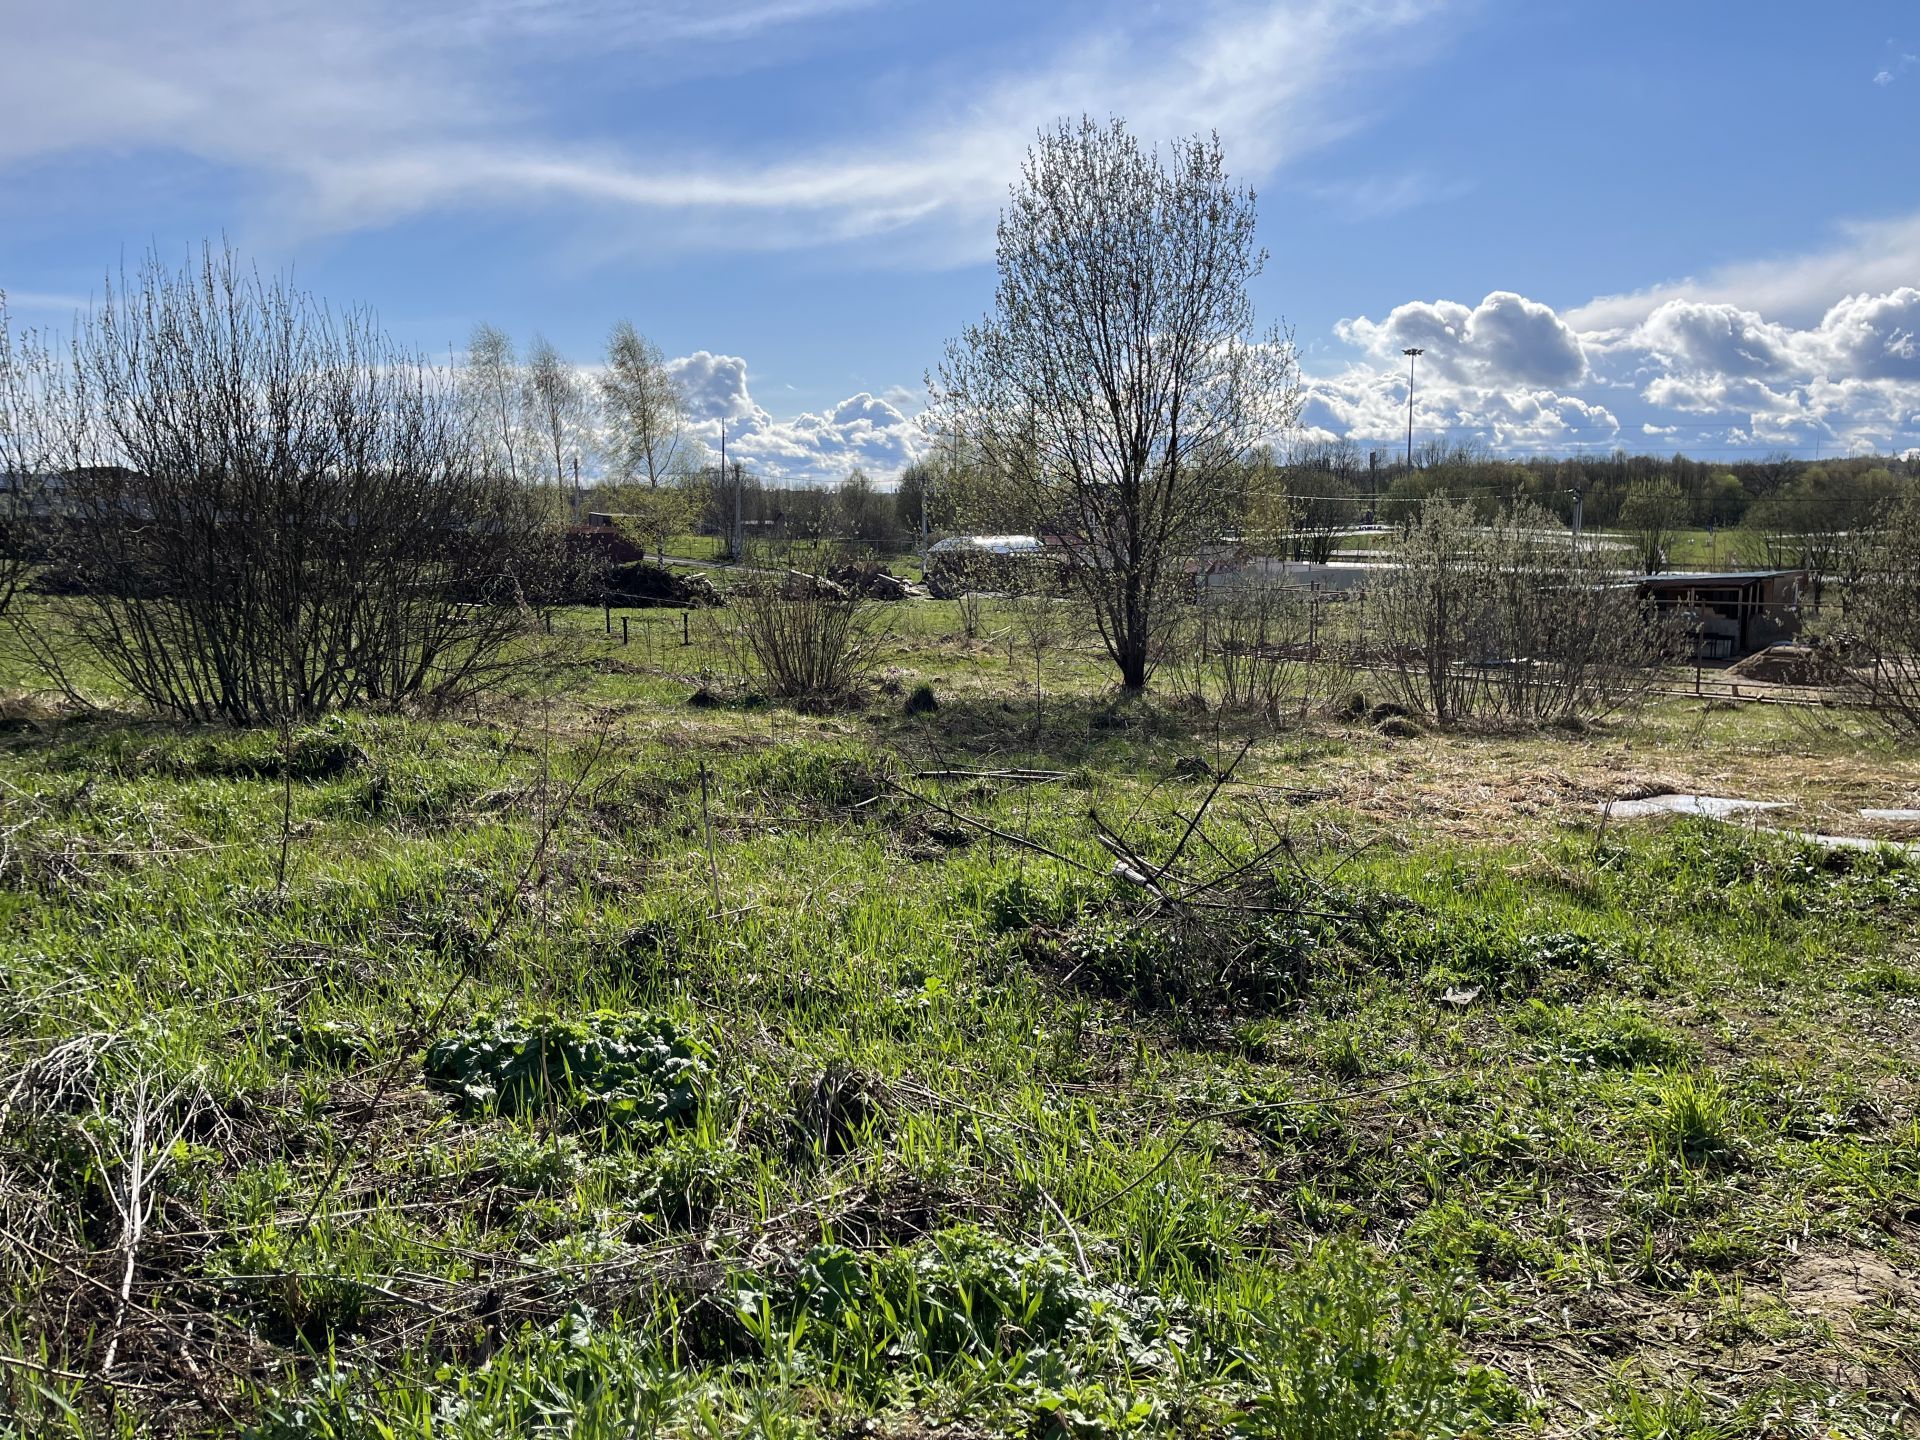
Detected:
left=1117, top=624, right=1150, bottom=692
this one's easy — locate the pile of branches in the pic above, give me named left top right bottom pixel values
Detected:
left=891, top=744, right=1362, bottom=1030
left=828, top=561, right=919, bottom=602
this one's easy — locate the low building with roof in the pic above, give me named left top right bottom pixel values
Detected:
left=1629, top=569, right=1807, bottom=657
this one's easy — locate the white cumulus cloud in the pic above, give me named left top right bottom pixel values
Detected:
left=1322, top=277, right=1920, bottom=457
left=1336, top=291, right=1586, bottom=389
left=668, top=350, right=924, bottom=480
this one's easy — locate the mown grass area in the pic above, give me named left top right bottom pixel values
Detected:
left=657, top=534, right=926, bottom=578
left=1, top=606, right=1916, bottom=1438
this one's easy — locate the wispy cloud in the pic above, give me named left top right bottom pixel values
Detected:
left=1300, top=171, right=1473, bottom=221
left=0, top=289, right=96, bottom=315
left=1566, top=209, right=1920, bottom=331
left=0, top=0, right=1463, bottom=257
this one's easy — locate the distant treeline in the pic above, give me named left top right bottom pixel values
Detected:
left=663, top=444, right=1920, bottom=555
left=1339, top=443, right=1920, bottom=532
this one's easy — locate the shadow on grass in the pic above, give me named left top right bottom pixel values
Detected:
left=877, top=690, right=1306, bottom=772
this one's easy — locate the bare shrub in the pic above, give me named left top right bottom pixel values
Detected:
left=1369, top=501, right=1499, bottom=723
left=709, top=549, right=890, bottom=701
left=1002, top=579, right=1070, bottom=737
left=955, top=589, right=986, bottom=642
left=0, top=295, right=59, bottom=621
left=19, top=246, right=563, bottom=723
left=1169, top=583, right=1321, bottom=718
left=1371, top=499, right=1665, bottom=725
left=1480, top=508, right=1672, bottom=723
left=1830, top=494, right=1920, bottom=737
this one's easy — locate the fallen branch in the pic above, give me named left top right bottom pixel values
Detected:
left=883, top=777, right=1096, bottom=873
left=910, top=768, right=1071, bottom=783
left=82, top=1071, right=206, bottom=1383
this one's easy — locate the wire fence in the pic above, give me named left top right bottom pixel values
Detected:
left=567, top=560, right=1887, bottom=716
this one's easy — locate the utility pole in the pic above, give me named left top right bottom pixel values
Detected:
left=1570, top=484, right=1584, bottom=554
left=1402, top=348, right=1424, bottom=471
left=732, top=462, right=744, bottom=563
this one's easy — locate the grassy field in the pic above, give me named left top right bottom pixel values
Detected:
left=660, top=536, right=927, bottom=578
left=1, top=603, right=1917, bottom=1438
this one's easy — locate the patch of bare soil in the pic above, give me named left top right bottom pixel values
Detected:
left=1782, top=1247, right=1918, bottom=1322
left=1769, top=1248, right=1920, bottom=1407
left=1292, top=728, right=1920, bottom=846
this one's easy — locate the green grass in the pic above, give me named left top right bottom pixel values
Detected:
left=0, top=614, right=1916, bottom=1437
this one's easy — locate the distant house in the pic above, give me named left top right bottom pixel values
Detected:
left=1631, top=569, right=1806, bottom=658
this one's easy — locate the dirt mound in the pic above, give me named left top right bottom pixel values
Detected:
left=1726, top=644, right=1845, bottom=687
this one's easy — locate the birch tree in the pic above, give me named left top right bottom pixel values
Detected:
left=601, top=321, right=686, bottom=487
left=464, top=322, right=524, bottom=483
left=524, top=334, right=586, bottom=495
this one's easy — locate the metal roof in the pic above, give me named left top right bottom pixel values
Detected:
left=927, top=535, right=1045, bottom=555
left=1631, top=570, right=1804, bottom=585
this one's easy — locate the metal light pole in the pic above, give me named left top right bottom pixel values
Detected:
left=1402, top=347, right=1424, bottom=471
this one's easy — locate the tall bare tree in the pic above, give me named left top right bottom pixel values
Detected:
left=601, top=321, right=686, bottom=487
left=0, top=295, right=60, bottom=619
left=463, top=322, right=525, bottom=485
left=1620, top=478, right=1684, bottom=574
left=933, top=117, right=1300, bottom=691
left=524, top=334, right=586, bottom=498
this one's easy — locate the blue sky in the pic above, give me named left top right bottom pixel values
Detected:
left=2, top=0, right=1917, bottom=479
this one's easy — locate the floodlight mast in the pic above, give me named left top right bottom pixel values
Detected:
left=1403, top=347, right=1424, bottom=471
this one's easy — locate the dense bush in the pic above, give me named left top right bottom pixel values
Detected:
left=11, top=245, right=563, bottom=723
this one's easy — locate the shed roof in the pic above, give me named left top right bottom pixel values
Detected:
left=1631, top=570, right=1804, bottom=586
left=927, top=535, right=1045, bottom=555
